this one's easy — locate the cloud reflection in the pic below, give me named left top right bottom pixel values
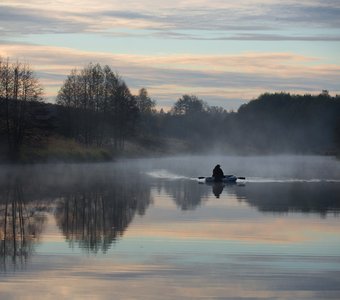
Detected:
left=0, top=160, right=340, bottom=299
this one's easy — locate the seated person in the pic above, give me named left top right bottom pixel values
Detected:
left=212, top=164, right=224, bottom=182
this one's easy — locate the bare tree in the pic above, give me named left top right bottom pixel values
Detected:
left=57, top=63, right=138, bottom=149
left=0, top=57, right=43, bottom=161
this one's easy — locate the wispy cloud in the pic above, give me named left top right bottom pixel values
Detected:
left=2, top=1, right=340, bottom=40
left=1, top=42, right=338, bottom=109
left=0, top=6, right=87, bottom=36
left=1, top=0, right=339, bottom=109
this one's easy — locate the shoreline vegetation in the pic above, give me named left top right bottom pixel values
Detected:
left=1, top=58, right=340, bottom=164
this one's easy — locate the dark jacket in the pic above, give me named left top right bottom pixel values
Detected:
left=212, top=165, right=224, bottom=181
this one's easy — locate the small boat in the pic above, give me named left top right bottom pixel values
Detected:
left=198, top=175, right=245, bottom=183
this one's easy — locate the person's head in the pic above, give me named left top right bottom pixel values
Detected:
left=215, top=164, right=220, bottom=168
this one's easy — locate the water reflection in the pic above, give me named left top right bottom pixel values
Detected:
left=0, top=178, right=48, bottom=270
left=0, top=166, right=153, bottom=268
left=153, top=177, right=340, bottom=216
left=211, top=182, right=224, bottom=198
left=160, top=179, right=210, bottom=210
left=1, top=162, right=340, bottom=271
left=55, top=178, right=152, bottom=253
left=0, top=157, right=339, bottom=299
left=204, top=181, right=239, bottom=198
left=234, top=182, right=340, bottom=216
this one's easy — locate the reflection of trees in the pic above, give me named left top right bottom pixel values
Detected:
left=234, top=183, right=340, bottom=216
left=0, top=179, right=47, bottom=269
left=161, top=180, right=209, bottom=210
left=0, top=165, right=154, bottom=258
left=54, top=176, right=152, bottom=253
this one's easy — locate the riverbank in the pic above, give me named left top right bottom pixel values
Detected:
left=1, top=134, right=339, bottom=164
left=0, top=135, right=194, bottom=163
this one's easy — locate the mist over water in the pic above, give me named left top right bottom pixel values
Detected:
left=1, top=155, right=339, bottom=184
left=125, top=154, right=340, bottom=181
left=0, top=155, right=340, bottom=299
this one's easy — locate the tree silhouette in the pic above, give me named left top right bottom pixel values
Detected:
left=0, top=57, right=43, bottom=161
left=57, top=63, right=138, bottom=149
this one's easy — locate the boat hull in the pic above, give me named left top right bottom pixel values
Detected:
left=205, top=175, right=237, bottom=183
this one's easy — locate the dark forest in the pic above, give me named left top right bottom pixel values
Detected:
left=1, top=59, right=339, bottom=162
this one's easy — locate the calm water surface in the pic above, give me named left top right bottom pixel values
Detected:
left=1, top=155, right=340, bottom=299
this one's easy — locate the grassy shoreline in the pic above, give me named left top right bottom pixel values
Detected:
left=1, top=135, right=339, bottom=164
left=0, top=136, right=193, bottom=164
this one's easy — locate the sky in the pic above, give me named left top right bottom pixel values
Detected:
left=0, top=0, right=340, bottom=110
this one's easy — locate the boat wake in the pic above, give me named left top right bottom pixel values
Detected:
left=245, top=177, right=340, bottom=183
left=145, top=172, right=340, bottom=183
left=145, top=169, right=189, bottom=180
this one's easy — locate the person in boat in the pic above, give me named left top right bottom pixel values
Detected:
left=212, top=164, right=224, bottom=182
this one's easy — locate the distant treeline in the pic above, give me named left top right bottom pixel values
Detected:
left=1, top=58, right=339, bottom=162
left=159, top=91, right=340, bottom=154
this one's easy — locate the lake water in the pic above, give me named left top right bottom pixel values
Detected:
left=1, top=155, right=340, bottom=299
